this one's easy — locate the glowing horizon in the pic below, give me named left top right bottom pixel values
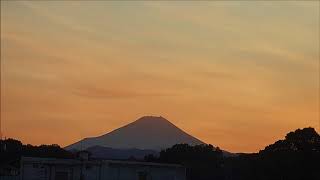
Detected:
left=1, top=1, right=319, bottom=153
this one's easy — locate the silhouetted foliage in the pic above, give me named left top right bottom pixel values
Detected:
left=146, top=143, right=224, bottom=180
left=261, top=127, right=320, bottom=154
left=1, top=127, right=319, bottom=179
left=0, top=138, right=74, bottom=165
left=145, top=127, right=320, bottom=180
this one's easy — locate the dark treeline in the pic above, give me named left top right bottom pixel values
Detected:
left=1, top=127, right=319, bottom=179
left=145, top=144, right=225, bottom=179
left=0, top=139, right=74, bottom=165
left=145, top=127, right=320, bottom=180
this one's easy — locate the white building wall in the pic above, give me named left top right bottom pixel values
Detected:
left=20, top=157, right=186, bottom=180
left=21, top=164, right=48, bottom=180
left=101, top=164, right=185, bottom=180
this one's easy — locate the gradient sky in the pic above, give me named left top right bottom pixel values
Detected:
left=1, top=1, right=319, bottom=153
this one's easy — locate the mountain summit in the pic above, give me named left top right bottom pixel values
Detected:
left=65, top=116, right=204, bottom=151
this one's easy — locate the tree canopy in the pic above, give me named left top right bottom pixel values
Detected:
left=146, top=127, right=320, bottom=180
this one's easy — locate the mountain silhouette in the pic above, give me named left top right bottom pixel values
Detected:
left=65, top=116, right=204, bottom=151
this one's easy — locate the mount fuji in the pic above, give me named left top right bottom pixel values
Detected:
left=65, top=116, right=205, bottom=152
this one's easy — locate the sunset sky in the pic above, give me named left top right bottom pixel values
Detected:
left=1, top=1, right=319, bottom=153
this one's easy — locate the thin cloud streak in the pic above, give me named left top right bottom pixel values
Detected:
left=1, top=1, right=319, bottom=152
left=72, top=86, right=176, bottom=99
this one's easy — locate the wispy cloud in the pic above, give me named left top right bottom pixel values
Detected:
left=20, top=1, right=96, bottom=35
left=198, top=71, right=238, bottom=80
left=1, top=1, right=319, bottom=152
left=72, top=86, right=176, bottom=99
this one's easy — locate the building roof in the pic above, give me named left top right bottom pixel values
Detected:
left=21, top=157, right=183, bottom=168
left=105, top=160, right=183, bottom=168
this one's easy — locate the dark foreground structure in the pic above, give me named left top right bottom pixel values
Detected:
left=151, top=128, right=320, bottom=180
left=1, top=127, right=319, bottom=180
left=20, top=156, right=185, bottom=180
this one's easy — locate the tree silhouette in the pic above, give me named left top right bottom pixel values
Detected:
left=0, top=138, right=74, bottom=165
left=145, top=127, right=320, bottom=180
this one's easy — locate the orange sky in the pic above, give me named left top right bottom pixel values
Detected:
left=1, top=1, right=319, bottom=153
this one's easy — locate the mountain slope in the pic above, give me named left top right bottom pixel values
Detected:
left=65, top=116, right=204, bottom=151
